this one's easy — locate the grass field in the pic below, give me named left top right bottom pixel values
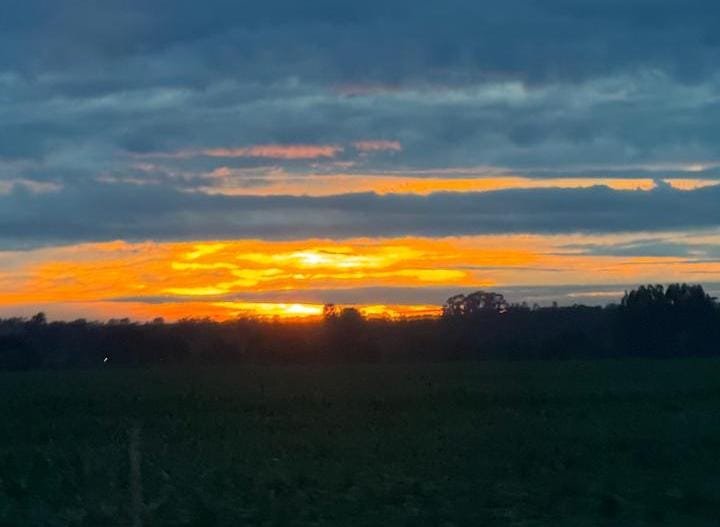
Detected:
left=1, top=359, right=720, bottom=526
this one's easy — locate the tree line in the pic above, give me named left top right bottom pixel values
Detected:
left=0, top=283, right=718, bottom=370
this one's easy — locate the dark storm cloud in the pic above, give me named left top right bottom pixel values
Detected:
left=2, top=0, right=720, bottom=247
left=3, top=0, right=720, bottom=85
left=1, top=183, right=719, bottom=247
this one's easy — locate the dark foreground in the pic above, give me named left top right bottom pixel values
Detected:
left=2, top=360, right=720, bottom=526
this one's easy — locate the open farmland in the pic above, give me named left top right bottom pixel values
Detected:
left=2, top=359, right=720, bottom=526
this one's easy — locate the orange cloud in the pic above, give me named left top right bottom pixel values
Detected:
left=137, top=144, right=343, bottom=160
left=201, top=144, right=343, bottom=159
left=199, top=172, right=720, bottom=197
left=2, top=234, right=720, bottom=321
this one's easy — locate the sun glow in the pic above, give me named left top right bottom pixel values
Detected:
left=215, top=302, right=325, bottom=318
left=2, top=233, right=720, bottom=321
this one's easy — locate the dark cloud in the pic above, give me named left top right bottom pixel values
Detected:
left=3, top=0, right=720, bottom=85
left=2, top=0, right=720, bottom=248
left=1, top=183, right=719, bottom=247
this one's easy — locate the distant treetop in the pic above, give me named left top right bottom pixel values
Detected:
left=442, top=291, right=509, bottom=319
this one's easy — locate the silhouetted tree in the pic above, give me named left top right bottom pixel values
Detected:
left=29, top=312, right=47, bottom=325
left=442, top=291, right=509, bottom=319
left=322, top=307, right=379, bottom=361
left=0, top=283, right=717, bottom=370
left=619, top=283, right=719, bottom=356
left=322, top=303, right=342, bottom=320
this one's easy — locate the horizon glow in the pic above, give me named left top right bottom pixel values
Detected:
left=2, top=233, right=720, bottom=321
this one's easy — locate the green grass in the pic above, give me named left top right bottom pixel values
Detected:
left=2, top=359, right=720, bottom=526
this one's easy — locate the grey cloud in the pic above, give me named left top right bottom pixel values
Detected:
left=563, top=239, right=720, bottom=259
left=1, top=183, right=720, bottom=248
left=112, top=286, right=466, bottom=306
left=3, top=0, right=720, bottom=86
left=4, top=72, right=720, bottom=184
left=110, top=282, right=720, bottom=308
left=2, top=0, right=720, bottom=248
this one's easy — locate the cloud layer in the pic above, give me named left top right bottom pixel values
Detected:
left=1, top=182, right=720, bottom=246
left=2, top=1, right=720, bottom=317
left=2, top=0, right=720, bottom=201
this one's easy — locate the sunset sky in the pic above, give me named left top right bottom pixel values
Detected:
left=2, top=0, right=720, bottom=320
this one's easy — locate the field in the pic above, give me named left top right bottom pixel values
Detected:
left=1, top=360, right=720, bottom=526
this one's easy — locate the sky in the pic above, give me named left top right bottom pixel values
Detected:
left=2, top=0, right=720, bottom=320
